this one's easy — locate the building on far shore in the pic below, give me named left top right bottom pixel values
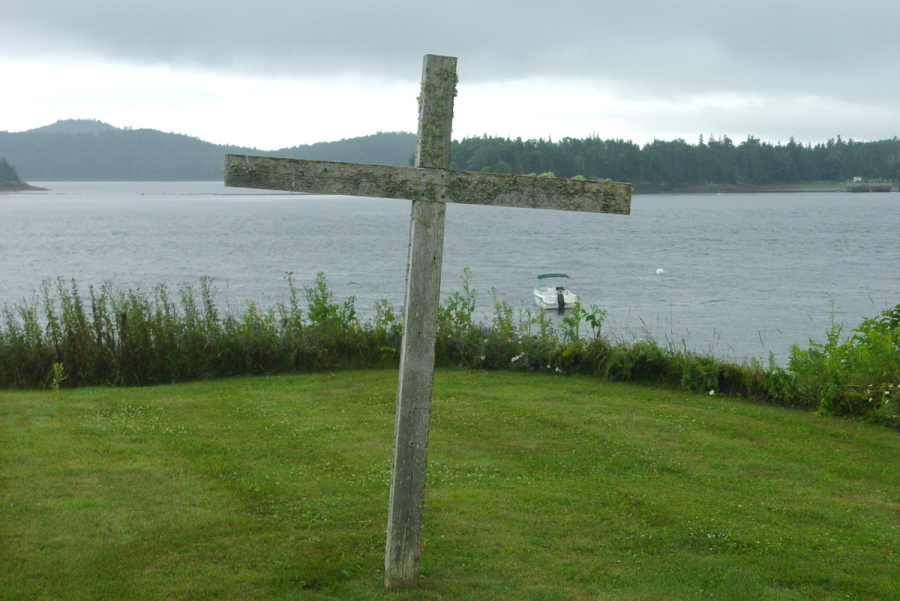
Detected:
left=847, top=177, right=895, bottom=192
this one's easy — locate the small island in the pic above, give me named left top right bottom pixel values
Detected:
left=0, top=157, right=44, bottom=192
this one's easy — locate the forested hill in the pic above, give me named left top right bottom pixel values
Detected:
left=0, top=120, right=417, bottom=181
left=4, top=119, right=899, bottom=186
left=451, top=135, right=900, bottom=189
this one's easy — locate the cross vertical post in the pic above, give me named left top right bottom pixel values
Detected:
left=384, top=54, right=457, bottom=588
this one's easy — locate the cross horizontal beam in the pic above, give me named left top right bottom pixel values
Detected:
left=225, top=154, right=631, bottom=215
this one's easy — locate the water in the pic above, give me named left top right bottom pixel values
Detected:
left=2, top=181, right=898, bottom=364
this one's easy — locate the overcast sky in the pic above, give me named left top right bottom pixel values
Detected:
left=3, top=0, right=899, bottom=149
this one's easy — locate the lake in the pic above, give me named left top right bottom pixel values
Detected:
left=2, top=181, right=898, bottom=365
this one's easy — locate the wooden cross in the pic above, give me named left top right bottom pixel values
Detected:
left=224, top=54, right=631, bottom=588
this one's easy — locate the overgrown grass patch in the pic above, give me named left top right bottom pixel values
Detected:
left=2, top=370, right=898, bottom=600
left=2, top=273, right=899, bottom=427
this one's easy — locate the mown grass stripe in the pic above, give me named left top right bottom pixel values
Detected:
left=2, top=370, right=897, bottom=600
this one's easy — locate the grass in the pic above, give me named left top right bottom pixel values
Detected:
left=2, top=369, right=898, bottom=600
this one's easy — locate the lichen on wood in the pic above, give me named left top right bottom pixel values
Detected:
left=225, top=154, right=631, bottom=215
left=414, top=55, right=457, bottom=171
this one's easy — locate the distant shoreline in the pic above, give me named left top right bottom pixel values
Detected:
left=633, top=182, right=847, bottom=194
left=0, top=180, right=855, bottom=195
left=0, top=183, right=47, bottom=192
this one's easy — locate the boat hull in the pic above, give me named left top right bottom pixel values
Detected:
left=533, top=288, right=578, bottom=310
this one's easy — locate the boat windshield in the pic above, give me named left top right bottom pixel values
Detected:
left=537, top=273, right=569, bottom=282
left=537, top=275, right=570, bottom=288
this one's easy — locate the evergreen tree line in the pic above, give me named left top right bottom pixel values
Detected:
left=449, top=134, right=900, bottom=186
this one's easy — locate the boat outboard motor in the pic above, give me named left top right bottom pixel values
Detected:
left=557, top=289, right=565, bottom=313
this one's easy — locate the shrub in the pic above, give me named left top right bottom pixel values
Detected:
left=786, top=304, right=900, bottom=424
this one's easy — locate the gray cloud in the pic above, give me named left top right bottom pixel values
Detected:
left=4, top=0, right=900, bottom=141
left=6, top=1, right=900, bottom=92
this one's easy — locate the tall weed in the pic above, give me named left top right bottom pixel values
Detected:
left=1, top=273, right=897, bottom=427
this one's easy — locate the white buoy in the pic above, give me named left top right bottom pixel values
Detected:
left=656, top=268, right=665, bottom=275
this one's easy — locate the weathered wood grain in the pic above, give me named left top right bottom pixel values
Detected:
left=383, top=54, right=458, bottom=588
left=224, top=155, right=632, bottom=215
left=384, top=199, right=446, bottom=587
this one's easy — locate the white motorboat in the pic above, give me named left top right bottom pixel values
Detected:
left=533, top=273, right=578, bottom=311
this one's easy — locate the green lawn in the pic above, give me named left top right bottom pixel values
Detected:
left=1, top=370, right=898, bottom=600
